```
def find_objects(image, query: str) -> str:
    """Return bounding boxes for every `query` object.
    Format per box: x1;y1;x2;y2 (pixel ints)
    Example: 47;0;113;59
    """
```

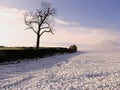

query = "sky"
0;0;120;51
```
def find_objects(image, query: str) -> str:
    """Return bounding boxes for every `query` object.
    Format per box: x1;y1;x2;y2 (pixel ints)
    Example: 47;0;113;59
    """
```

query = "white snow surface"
0;51;120;90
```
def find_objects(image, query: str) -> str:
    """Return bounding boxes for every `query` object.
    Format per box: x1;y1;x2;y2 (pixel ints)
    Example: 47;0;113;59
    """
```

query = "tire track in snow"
1;76;34;90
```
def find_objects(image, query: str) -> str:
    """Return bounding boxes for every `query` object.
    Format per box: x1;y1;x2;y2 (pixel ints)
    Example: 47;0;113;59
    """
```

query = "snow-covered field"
0;51;120;90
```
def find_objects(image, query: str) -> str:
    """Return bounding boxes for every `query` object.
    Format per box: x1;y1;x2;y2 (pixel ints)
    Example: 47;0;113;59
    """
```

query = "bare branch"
30;20;39;24
30;27;37;34
40;26;50;30
40;22;51;30
24;15;37;34
25;25;37;34
40;28;53;36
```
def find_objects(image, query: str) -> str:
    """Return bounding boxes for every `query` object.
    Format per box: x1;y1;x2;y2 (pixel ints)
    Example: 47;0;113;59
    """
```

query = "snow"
0;51;120;90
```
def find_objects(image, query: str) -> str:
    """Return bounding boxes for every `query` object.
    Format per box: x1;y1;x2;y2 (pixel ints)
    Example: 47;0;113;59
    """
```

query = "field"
0;51;120;89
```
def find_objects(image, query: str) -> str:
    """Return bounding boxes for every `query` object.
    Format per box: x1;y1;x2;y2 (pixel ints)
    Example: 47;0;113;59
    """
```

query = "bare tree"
24;2;56;50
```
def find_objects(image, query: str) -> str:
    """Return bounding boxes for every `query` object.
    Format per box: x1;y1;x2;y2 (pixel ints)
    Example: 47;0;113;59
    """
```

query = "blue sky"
1;0;120;29
0;0;120;50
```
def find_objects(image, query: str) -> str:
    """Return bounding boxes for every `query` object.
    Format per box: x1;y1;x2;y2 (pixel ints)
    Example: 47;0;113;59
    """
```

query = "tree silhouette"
24;2;56;50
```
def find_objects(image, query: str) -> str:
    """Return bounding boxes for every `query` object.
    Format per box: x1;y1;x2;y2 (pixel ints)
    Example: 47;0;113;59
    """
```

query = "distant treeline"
0;46;77;64
0;46;5;48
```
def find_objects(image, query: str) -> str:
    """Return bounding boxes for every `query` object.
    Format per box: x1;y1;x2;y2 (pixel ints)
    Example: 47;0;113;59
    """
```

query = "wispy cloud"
54;18;69;26
54;18;79;26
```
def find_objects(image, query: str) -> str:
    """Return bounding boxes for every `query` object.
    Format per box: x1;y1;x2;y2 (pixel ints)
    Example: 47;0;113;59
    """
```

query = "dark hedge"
0;47;75;63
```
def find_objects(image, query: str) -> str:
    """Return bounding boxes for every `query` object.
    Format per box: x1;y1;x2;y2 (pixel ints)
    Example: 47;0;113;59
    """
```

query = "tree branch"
40;22;51;30
24;25;37;34
40;26;50;30
40;20;54;36
24;15;37;34
40;28;53;36
39;8;50;26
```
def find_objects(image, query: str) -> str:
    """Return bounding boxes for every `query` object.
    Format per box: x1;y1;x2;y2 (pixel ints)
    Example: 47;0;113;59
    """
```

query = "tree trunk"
36;35;40;50
36;24;41;50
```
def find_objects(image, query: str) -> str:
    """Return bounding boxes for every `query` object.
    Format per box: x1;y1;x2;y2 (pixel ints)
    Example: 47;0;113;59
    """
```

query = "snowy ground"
0;51;120;90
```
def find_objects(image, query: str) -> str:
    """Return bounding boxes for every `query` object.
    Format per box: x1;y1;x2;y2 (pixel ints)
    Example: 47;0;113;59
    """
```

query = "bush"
69;45;77;52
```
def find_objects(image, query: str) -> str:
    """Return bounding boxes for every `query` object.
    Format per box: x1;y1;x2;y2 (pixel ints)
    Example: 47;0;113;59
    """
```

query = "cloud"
0;7;120;52
54;18;80;26
54;18;69;26
0;7;35;46
53;18;120;51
